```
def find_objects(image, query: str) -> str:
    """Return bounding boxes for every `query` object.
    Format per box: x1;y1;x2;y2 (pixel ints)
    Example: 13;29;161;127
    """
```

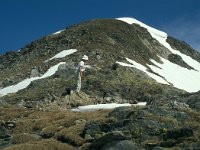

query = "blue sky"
0;0;200;54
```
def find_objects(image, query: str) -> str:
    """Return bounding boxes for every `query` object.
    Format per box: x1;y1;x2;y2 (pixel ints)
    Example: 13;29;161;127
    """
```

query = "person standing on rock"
75;55;88;93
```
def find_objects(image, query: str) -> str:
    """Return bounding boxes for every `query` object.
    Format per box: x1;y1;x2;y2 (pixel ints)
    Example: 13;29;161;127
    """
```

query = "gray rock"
184;142;200;150
55;60;75;78
3;76;15;86
5;121;16;129
30;67;40;77
96;54;101;60
173;111;190;122
75;119;87;125
84;122;101;140
90;131;132;149
107;37;116;45
0;126;11;139
101;140;138;150
187;95;200;111
163;127;193;140
0;81;3;89
103;97;112;103
168;53;194;70
152;146;165;150
171;100;190;110
0;126;12;149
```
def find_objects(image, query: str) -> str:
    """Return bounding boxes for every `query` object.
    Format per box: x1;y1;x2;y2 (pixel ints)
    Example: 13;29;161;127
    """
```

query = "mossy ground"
0;105;111;150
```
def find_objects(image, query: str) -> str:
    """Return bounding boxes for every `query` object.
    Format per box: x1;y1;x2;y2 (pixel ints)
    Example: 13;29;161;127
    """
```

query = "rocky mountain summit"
0;17;200;149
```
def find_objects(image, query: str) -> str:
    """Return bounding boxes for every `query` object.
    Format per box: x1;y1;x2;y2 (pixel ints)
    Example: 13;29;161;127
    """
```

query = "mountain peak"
1;17;200;150
1;17;200;97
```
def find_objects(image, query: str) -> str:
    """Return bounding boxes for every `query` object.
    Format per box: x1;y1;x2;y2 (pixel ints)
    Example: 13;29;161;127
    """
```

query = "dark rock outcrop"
54;60;75;78
168;53;194;70
81;103;200;149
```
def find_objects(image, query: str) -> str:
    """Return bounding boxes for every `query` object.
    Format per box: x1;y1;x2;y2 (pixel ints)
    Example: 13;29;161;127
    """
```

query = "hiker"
75;55;88;93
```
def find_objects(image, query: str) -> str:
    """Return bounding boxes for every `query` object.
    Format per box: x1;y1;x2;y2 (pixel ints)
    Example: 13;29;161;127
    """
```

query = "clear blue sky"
0;0;200;54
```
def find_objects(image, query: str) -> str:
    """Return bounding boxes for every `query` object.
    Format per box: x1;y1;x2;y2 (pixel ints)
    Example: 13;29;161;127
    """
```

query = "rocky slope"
0;18;200;149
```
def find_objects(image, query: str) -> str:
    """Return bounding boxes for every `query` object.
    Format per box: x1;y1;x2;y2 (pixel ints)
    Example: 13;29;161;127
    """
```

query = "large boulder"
54;60;75;78
89;131;132;150
30;67;40;77
0;125;12;149
101;140;138;150
187;92;200;111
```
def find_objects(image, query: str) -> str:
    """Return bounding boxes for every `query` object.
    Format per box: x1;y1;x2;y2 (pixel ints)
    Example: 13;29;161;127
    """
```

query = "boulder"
89;131;131;149
54;60;75;78
163;127;193;140
0;126;12;149
187;96;200;111
170;100;190;110
184;142;200;150
101;140;138;150
63;91;96;108
30;67;40;77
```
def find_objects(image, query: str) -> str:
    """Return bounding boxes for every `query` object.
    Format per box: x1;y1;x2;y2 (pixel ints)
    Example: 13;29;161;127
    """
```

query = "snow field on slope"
117;17;200;92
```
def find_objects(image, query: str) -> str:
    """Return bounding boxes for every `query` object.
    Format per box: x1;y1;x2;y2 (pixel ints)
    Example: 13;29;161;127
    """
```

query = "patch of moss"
4;139;76;150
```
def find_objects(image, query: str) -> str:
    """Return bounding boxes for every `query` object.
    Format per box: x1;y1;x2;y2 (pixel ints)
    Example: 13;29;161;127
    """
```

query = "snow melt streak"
45;49;77;62
0;62;65;96
0;49;78;96
71;102;147;112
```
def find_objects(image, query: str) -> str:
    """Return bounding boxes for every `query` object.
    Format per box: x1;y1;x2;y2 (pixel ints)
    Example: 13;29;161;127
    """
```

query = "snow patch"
45;49;77;63
148;57;200;92
0;62;66;96
53;29;65;35
71;102;147;112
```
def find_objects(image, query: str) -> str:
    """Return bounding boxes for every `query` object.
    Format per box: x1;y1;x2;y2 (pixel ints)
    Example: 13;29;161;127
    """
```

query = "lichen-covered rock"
186;91;200;111
101;140;138;150
30;67;40;77
0;125;12;149
80;103;199;149
89;131;132;149
54;60;75;78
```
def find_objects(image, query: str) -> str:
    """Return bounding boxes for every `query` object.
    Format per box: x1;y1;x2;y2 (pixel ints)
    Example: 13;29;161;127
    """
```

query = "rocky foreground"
1;91;200;150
